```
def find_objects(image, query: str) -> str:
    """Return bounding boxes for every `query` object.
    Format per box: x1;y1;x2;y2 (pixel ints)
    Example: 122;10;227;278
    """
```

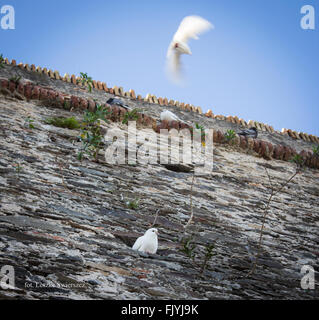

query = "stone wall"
2;57;319;144
0;64;318;300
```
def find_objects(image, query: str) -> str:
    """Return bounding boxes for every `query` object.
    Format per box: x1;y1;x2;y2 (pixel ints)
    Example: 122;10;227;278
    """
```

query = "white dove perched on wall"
160;109;182;122
160;110;191;126
166;15;213;84
132;228;158;254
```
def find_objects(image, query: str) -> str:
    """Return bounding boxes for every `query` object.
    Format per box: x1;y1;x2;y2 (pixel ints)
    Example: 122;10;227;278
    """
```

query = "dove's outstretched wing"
173;15;213;44
166;15;213;84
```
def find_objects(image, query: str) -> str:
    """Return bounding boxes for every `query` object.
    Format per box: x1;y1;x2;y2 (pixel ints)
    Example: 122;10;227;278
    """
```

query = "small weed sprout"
24;117;35;129
180;237;196;261
195;123;204;131
194;123;206;146
127;199;140;210
13;163;23;174
79;72;93;92
201;244;215;275
224;129;236;144
78;104;110;162
122;109;141;125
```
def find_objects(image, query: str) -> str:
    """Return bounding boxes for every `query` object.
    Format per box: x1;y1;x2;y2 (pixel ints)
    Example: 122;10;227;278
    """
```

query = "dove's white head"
145;228;158;238
173;42;192;56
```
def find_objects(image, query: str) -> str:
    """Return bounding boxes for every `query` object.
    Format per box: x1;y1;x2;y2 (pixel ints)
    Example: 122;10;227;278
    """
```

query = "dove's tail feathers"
166;51;185;86
166;41;174;59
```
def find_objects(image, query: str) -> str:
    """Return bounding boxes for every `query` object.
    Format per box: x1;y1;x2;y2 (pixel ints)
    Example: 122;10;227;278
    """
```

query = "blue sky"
1;0;318;136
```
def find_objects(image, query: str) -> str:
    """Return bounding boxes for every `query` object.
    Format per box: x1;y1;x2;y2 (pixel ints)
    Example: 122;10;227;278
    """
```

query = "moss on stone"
45;116;81;129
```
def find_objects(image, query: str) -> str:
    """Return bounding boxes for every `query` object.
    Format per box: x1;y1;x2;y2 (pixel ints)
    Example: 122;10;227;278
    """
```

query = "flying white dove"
166;15;213;84
132;228;158;254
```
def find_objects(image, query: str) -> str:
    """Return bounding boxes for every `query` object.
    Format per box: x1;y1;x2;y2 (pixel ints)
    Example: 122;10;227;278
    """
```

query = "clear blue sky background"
1;0;318;135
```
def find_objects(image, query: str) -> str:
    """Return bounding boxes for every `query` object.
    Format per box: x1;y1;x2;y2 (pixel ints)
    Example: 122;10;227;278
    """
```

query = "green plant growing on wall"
126;198;140;210
289;154;305;172
0;54;5;69
200;244;215;275
181;173;216;275
79;72;93;92
63;100;71;110
179;235;215;275
45;116;81;130
122;109;141;125
180;237;197;261
224;129;236;144
312;145;319;157
9;75;21;85
247;164;300;277
194;123;206;146
78;104;110;162
195;123;204;131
